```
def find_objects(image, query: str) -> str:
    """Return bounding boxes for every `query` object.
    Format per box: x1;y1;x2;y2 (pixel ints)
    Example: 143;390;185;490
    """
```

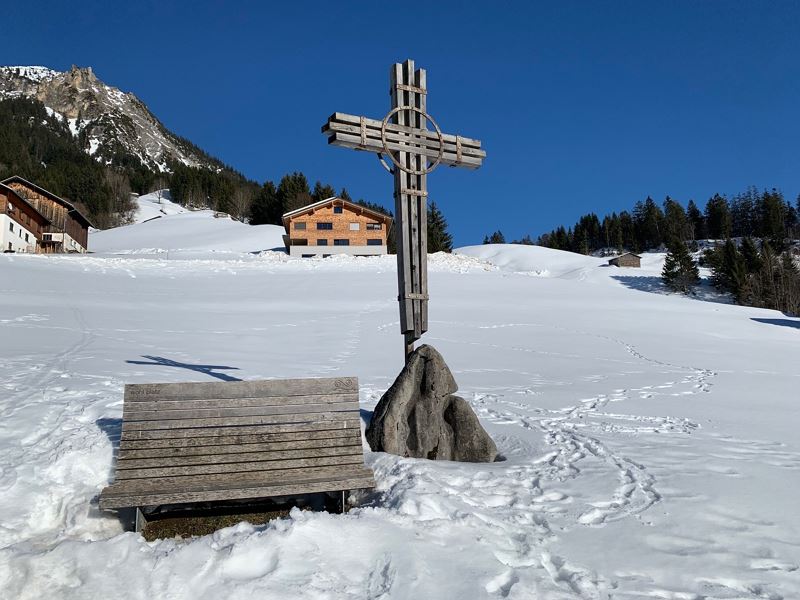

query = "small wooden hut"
608;252;641;268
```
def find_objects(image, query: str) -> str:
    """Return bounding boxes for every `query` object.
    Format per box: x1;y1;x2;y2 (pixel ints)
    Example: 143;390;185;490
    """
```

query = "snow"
0;66;58;81
1;220;799;599
90;192;286;255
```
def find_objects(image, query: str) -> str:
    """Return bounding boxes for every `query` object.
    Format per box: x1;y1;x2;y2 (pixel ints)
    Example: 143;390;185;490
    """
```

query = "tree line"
662;235;800;316
532;189;799;255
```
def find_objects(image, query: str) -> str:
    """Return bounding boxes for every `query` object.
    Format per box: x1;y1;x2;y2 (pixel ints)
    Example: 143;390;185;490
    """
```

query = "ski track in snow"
1;247;800;599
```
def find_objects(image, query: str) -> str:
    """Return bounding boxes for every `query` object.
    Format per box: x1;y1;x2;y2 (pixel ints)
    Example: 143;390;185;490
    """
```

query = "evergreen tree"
485;230;506;244
249;181;279;225
758;188;786;247
704;194;732;239
311;181;336;203
686;199;706;240
633;197;664;250
277;172;311;213
663;197;691;242
513;234;535;245
730;187;758;237
740;237;762;273
427;201;453;252
339;188;352;202
778;252;800;316
709;239;747;300
619;211;636;250
662;236;700;294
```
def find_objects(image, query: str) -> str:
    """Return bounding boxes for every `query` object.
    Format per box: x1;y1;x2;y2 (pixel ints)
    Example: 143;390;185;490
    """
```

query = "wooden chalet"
282;197;393;257
0;183;50;253
608;252;642;268
1;176;92;253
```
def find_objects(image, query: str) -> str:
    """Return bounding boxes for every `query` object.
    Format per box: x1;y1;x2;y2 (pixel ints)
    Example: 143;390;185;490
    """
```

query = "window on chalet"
25;233;29;242
366;222;382;230
292;238;308;246
9;223;13;232
317;222;333;230
294;222;306;230
333;206;343;214
334;239;349;246
317;239;328;246
349;222;360;231
367;239;382;246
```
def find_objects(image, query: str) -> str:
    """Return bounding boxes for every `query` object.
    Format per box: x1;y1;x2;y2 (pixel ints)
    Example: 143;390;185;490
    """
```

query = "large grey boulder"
366;345;497;462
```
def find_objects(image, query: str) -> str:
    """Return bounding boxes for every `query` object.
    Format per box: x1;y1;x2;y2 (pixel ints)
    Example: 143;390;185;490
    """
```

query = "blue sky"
5;1;799;245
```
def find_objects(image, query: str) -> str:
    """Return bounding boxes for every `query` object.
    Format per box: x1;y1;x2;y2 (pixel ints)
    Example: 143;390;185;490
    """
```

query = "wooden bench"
99;377;374;524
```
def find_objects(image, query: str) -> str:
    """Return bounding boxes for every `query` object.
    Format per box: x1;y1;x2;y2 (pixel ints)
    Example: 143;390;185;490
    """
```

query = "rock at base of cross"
365;344;498;463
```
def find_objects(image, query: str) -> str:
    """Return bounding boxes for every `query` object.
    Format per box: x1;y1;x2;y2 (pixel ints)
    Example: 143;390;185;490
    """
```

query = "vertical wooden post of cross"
390;60;429;361
322;59;486;363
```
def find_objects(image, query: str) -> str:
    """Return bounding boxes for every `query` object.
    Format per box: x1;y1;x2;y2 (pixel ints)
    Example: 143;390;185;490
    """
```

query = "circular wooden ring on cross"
380;106;444;175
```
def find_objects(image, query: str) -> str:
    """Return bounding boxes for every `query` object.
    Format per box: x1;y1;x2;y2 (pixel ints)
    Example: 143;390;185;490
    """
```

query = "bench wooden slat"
122;400;359;421
119;432;362;459
124;393;358;412
106;464;374;493
114;452;365;480
121;411;353;432
125;377;358;401
116;444;364;470
99;473;376;509
122;419;358;441
119;428;357;450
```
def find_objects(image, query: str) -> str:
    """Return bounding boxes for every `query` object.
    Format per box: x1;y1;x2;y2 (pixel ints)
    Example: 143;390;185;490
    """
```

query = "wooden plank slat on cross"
322;59;486;361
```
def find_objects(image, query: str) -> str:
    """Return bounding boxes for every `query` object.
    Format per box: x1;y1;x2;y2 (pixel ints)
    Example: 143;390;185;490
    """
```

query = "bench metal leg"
135;507;146;533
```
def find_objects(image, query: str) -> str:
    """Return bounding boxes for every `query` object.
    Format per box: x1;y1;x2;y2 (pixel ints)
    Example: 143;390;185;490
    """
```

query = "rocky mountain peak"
0;65;218;173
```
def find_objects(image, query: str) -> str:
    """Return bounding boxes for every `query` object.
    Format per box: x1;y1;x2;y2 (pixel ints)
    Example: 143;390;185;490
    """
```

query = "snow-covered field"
1;209;799;599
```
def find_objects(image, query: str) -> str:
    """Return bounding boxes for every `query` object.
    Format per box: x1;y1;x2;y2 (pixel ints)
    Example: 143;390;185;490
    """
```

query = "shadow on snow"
611;275;730;304
751;317;800;330
126;355;243;382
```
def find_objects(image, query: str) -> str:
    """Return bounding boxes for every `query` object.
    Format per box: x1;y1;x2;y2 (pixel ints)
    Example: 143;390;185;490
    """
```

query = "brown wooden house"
1;176;92;253
608;252;642;268
0;183;50;253
282;197;393;257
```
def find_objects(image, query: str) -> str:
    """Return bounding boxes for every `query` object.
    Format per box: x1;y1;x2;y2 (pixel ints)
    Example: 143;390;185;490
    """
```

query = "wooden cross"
323;59;486;360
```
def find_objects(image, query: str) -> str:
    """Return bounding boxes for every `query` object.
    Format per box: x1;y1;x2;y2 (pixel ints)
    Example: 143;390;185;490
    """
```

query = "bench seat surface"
99;377;374;509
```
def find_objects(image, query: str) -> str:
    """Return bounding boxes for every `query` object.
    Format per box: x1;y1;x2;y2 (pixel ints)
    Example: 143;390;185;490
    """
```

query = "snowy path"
0;248;799;599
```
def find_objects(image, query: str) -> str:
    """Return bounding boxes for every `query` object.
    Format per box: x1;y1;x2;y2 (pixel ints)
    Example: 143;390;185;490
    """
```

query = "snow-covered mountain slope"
1;242;799;599
129;190;188;224
90;193;285;255
0;65;219;172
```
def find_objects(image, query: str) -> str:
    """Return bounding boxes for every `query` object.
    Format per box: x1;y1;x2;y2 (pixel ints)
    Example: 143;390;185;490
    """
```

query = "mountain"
0;65;223;173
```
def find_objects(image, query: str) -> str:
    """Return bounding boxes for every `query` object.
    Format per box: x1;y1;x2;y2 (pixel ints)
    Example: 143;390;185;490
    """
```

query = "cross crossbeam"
322;59;485;361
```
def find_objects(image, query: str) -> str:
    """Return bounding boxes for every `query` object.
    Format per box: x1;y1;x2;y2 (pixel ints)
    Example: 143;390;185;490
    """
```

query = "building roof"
0;183;51;224
282;196;393;227
610;252;642;260
1;175;94;229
